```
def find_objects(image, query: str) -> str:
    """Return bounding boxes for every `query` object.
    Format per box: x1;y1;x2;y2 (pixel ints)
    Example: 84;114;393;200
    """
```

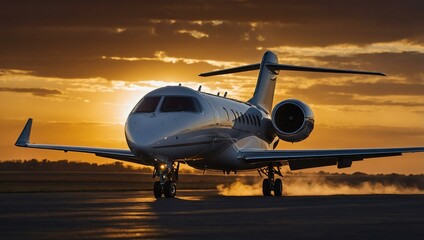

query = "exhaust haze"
217;173;424;196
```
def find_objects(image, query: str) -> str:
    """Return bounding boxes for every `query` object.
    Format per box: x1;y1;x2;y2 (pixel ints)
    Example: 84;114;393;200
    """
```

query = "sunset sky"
1;0;423;174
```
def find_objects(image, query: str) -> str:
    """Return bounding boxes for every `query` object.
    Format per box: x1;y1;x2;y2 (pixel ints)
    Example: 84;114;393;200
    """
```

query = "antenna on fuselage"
217;92;220;96
178;83;181;86
198;85;202;91
224;92;227;98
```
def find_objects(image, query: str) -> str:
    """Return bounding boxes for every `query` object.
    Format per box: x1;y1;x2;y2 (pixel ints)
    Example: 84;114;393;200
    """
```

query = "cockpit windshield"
160;96;201;113
132;96;161;113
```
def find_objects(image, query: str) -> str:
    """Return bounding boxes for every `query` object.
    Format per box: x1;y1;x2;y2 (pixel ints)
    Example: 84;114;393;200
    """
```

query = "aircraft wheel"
163;181;177;198
274;179;283;197
262;179;272;196
154;181;162;198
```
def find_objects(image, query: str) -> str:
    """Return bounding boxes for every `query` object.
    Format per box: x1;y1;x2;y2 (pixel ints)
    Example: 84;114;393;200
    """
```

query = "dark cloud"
0;87;62;97
1;1;422;38
0;0;422;85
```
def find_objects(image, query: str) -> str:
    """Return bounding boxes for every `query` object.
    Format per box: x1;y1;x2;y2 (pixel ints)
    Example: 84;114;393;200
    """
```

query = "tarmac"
1;190;424;239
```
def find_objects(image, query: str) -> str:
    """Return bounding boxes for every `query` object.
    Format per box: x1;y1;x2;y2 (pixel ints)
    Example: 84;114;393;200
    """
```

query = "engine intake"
271;99;314;143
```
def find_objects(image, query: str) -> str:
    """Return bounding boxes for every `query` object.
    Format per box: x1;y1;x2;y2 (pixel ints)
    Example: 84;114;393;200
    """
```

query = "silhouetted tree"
0;159;151;173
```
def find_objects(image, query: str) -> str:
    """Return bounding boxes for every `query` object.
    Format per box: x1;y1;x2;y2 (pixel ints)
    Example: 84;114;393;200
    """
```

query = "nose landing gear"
259;164;283;197
153;162;179;198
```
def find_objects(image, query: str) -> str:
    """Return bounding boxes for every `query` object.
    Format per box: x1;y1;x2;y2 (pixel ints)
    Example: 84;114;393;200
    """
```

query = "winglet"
15;118;33;147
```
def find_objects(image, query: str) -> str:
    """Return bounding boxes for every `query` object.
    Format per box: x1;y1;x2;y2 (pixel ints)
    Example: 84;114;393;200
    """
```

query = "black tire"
262;179;272;196
274;179;283;197
154;181;162;198
163;181;177;198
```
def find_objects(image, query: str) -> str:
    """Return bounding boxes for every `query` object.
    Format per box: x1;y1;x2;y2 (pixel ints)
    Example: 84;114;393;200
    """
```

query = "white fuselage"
125;86;278;171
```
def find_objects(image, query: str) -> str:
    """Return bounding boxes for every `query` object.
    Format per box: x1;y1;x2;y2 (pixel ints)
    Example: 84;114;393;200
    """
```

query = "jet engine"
271;99;314;143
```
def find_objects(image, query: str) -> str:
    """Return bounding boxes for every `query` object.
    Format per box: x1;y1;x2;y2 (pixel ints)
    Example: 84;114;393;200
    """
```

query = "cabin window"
160;96;201;112
235;111;241;123
132;96;161;113
231;109;237;122
246;114;251;125
223;107;230;121
249;114;256;126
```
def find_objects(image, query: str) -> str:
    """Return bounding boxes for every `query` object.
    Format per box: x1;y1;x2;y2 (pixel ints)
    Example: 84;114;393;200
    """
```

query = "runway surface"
1;190;424;239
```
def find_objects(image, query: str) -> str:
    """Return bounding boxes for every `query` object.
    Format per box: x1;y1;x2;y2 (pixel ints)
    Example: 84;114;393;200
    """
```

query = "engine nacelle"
271;99;314;143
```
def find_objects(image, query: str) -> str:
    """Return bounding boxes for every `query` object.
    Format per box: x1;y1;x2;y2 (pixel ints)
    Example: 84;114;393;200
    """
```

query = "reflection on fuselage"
125;86;277;171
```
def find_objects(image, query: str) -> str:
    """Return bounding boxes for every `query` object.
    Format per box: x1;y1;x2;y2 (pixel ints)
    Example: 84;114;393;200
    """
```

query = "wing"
239;147;424;170
15;118;145;165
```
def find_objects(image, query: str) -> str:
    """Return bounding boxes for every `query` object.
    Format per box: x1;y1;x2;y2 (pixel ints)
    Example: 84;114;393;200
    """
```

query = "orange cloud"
0;87;62;97
270;40;424;57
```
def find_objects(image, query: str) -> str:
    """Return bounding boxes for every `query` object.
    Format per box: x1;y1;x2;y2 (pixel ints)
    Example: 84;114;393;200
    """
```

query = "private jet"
15;51;424;198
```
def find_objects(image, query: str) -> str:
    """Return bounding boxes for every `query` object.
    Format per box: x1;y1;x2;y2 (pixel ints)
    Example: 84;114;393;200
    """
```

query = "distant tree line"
0;159;152;173
2;160;423;178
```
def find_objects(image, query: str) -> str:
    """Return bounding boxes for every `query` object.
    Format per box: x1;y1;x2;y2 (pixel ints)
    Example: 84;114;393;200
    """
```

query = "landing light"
160;164;166;170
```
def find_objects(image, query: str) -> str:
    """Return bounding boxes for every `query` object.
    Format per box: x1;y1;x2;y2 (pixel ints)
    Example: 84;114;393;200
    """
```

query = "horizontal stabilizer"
266;63;386;76
199;63;260;77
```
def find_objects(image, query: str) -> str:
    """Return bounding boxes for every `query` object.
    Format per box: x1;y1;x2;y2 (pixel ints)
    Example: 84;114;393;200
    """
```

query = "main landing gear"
153;162;179;198
258;164;283;197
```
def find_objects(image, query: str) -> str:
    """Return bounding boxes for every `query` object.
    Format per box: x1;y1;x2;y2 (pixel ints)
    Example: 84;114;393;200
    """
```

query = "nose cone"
126;111;209;161
125;113;164;156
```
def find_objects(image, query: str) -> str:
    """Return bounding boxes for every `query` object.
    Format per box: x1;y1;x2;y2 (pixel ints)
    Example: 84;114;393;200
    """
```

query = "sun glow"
113;80;185;123
1;2;423;174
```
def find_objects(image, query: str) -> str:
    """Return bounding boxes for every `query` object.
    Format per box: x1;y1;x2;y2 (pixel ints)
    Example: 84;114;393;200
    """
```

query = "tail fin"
199;51;279;113
199;51;385;114
248;51;279;113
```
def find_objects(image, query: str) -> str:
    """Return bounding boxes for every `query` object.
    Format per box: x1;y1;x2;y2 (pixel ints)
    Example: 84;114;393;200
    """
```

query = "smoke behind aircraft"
217;172;424;196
